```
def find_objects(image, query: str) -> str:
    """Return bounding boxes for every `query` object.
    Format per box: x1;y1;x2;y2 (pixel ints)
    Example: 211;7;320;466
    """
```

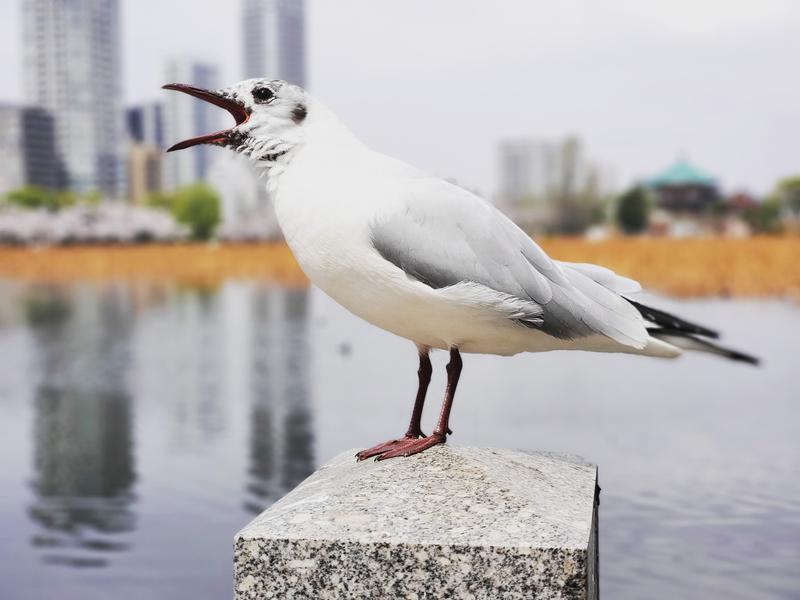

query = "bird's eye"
252;86;275;104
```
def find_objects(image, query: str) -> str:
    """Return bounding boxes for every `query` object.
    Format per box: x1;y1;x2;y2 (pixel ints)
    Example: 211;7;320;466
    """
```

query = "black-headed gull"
164;79;758;460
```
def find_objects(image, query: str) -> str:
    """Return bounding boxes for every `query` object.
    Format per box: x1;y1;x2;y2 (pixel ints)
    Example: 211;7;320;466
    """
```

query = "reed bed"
0;243;306;288
539;237;800;298
0;237;798;298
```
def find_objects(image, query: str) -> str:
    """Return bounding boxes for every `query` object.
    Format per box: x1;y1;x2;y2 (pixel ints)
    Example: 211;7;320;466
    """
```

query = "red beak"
162;83;250;151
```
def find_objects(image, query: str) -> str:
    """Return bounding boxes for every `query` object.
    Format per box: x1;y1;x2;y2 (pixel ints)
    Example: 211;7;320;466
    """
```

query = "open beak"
162;83;250;152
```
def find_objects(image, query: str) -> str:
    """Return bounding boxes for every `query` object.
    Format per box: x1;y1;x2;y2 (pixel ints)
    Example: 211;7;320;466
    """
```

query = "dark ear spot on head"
291;103;307;123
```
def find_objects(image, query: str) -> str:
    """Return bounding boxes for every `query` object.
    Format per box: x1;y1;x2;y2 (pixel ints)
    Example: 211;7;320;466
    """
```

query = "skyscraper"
0;104;64;195
22;0;123;198
126;104;164;149
126;103;164;202
162;60;221;190
0;106;25;196
218;0;305;239
242;0;307;85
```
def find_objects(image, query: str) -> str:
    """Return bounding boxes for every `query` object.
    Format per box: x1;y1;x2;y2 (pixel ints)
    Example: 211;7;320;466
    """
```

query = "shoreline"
0;237;798;298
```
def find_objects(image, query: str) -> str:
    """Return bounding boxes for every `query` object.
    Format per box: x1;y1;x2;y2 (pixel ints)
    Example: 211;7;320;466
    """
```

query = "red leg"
375;347;462;461
355;350;432;461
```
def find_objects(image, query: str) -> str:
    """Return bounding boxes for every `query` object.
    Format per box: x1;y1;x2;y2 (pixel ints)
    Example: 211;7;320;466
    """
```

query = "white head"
163;78;310;165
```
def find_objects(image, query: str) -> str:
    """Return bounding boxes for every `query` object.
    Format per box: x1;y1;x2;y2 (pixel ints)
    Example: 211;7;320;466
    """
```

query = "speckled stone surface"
234;446;598;599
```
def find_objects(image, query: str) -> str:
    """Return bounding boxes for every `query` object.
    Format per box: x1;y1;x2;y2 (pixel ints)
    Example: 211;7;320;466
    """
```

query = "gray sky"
2;0;799;196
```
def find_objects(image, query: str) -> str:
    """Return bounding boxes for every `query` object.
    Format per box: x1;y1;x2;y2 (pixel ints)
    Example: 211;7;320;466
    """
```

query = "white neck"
236;131;300;192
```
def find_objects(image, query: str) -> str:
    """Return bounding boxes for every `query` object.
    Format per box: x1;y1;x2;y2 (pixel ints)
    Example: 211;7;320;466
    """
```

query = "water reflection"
245;286;314;514
159;286;228;447
26;285;136;568
20;281;316;569
0;280;797;598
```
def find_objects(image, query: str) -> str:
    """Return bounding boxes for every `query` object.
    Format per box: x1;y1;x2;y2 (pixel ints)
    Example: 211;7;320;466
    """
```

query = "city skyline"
1;1;799;196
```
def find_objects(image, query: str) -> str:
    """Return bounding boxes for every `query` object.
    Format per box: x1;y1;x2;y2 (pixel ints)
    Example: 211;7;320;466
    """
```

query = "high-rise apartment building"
0;104;64;195
242;0;306;85
126;104;164;149
163;61;221;190
0;106;25;196
126;103;164;202
22;0;123;197
220;0;305;238
499;139;563;206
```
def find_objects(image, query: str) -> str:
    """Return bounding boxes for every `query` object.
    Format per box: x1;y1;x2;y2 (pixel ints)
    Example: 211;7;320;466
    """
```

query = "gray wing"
556;261;642;294
371;178;648;349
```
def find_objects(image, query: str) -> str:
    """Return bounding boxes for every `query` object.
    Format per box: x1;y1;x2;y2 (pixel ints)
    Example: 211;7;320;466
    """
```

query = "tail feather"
627;298;719;339
649;328;759;366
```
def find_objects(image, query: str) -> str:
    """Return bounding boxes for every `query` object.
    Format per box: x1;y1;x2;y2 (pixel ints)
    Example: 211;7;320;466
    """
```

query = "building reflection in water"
158;285;227;448
25;284;136;568
244;285;314;515
20;280;315;567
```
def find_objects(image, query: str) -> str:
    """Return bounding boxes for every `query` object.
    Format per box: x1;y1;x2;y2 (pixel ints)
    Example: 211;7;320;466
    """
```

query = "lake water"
0;280;797;599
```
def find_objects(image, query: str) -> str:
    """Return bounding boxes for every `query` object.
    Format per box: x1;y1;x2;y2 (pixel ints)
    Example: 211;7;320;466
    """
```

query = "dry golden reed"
0;243;306;288
0;238;798;298
538;237;800;298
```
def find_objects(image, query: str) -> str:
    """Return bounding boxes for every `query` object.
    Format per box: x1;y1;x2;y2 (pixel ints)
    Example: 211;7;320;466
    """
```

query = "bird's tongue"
162;83;249;152
165;131;228;152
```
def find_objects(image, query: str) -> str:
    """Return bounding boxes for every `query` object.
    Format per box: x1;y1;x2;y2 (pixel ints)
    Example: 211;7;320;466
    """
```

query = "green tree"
4;186;98;211
171;184;221;241
80;190;102;207
775;175;800;217
55;191;79;209
615;186;650;234
144;191;174;212
5;186;58;210
744;196;784;234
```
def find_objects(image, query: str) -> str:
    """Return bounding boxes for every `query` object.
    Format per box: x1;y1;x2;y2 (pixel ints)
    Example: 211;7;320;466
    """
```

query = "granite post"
234;446;599;599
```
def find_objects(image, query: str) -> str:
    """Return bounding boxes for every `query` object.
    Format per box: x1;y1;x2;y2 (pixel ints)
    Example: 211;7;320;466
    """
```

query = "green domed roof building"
647;159;719;213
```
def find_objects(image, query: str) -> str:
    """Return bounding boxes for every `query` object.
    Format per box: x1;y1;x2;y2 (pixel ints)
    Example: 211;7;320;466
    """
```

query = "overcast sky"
2;0;799;196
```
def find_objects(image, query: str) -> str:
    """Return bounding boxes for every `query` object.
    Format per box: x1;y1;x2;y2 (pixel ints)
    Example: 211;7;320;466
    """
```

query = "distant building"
22;0;123;197
647;159;718;213
211;0;307;239
126;104;164;148
0;104;64;195
498;139;560;208
243;0;307;85
163;60;221;190
497;136;612;233
0;106;26;195
127;146;162;203
726;191;759;213
126;103;164;202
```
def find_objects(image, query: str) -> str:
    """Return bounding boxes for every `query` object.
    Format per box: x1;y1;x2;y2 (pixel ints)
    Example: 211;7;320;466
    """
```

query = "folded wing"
370;178;649;349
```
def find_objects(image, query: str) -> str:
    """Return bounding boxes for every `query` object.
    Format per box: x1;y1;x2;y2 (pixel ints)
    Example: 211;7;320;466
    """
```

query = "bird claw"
355;436;415;461
356;431;446;461
374;433;446;461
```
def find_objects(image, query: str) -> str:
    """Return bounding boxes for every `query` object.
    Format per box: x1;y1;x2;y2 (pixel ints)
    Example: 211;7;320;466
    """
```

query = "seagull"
164;79;758;461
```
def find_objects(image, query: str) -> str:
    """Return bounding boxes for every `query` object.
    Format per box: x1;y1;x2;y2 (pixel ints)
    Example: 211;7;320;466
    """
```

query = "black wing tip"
725;350;761;367
650;327;761;367
627;298;720;339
